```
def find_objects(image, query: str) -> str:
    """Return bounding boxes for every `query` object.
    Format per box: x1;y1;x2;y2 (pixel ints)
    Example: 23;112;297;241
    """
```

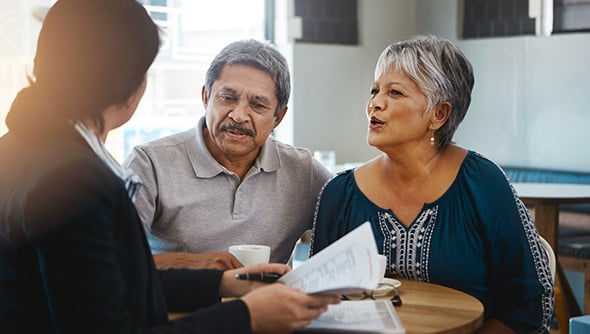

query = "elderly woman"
310;35;554;333
0;1;337;333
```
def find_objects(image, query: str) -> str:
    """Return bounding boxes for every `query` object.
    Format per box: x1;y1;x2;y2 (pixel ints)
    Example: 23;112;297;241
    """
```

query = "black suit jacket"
0;126;250;333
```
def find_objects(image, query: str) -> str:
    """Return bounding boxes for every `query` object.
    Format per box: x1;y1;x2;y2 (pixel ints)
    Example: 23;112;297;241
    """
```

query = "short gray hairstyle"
374;35;475;149
204;39;290;116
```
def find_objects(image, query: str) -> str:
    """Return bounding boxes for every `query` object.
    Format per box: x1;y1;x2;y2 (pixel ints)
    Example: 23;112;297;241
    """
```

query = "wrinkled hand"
242;284;340;334
153;252;243;270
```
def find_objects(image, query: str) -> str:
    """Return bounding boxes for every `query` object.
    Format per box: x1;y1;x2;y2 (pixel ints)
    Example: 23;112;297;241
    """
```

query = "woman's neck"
78;120;107;142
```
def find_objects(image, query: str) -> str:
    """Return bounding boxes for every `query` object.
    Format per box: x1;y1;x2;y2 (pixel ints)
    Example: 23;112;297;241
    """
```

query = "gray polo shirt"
124;117;334;263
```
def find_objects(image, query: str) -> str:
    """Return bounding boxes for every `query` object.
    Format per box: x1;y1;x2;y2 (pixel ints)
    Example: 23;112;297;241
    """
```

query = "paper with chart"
279;222;381;295
299;300;405;333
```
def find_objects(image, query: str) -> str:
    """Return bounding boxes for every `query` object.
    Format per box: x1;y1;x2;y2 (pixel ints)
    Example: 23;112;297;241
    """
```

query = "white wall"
289;0;416;164
416;0;590;172
289;0;590;172
455;35;590;172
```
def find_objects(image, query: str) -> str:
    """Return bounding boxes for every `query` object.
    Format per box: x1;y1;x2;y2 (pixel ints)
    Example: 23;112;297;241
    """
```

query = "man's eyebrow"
251;95;271;104
217;86;238;94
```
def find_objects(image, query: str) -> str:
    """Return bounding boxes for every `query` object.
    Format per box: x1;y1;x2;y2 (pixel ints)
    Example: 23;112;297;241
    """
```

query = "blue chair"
570;315;590;334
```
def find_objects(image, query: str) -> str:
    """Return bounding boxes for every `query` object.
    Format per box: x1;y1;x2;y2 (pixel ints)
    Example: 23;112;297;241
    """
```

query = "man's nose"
228;100;250;123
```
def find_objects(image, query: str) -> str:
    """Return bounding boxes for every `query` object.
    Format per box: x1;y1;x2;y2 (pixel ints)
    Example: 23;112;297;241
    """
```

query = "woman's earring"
429;131;435;146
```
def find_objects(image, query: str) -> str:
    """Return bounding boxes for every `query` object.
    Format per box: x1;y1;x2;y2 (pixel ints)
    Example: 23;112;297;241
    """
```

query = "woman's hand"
219;263;291;297
242;284;340;334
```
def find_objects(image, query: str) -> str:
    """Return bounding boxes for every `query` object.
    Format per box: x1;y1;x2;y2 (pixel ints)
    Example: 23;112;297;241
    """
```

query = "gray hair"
204;39;290;116
374;35;475;149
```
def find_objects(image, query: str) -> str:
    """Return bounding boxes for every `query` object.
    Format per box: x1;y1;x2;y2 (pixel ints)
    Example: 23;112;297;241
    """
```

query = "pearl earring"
429;131;435;146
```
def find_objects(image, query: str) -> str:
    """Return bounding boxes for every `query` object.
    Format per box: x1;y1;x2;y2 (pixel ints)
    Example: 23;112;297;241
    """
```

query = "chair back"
539;236;556;281
538;236;569;333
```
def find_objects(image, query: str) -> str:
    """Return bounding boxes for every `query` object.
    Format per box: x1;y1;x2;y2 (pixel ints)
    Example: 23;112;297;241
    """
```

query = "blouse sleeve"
469;161;554;333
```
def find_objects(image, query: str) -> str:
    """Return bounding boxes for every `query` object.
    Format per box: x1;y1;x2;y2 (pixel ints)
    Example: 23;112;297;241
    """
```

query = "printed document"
299;300;405;333
279;222;381;295
285;223;405;333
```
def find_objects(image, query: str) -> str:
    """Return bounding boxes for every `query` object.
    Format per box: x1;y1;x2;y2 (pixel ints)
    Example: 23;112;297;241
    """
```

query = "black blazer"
0;126;250;333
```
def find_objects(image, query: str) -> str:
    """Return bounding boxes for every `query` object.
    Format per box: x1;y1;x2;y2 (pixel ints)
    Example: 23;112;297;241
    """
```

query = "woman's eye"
370;88;378;96
389;89;402;96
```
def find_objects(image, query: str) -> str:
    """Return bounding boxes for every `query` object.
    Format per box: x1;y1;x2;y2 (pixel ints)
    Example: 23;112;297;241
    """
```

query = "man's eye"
218;95;236;103
251;103;270;112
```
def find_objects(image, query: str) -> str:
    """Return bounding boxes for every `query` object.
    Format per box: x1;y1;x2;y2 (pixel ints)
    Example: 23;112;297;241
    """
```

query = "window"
109;0;267;161
294;0;358;45
0;0;38;137
462;0;536;38
553;0;590;33
0;0;267;162
462;0;590;38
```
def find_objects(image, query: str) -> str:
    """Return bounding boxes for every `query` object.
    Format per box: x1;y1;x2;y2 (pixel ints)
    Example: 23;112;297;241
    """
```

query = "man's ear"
201;86;209;109
430;102;451;130
273;106;288;128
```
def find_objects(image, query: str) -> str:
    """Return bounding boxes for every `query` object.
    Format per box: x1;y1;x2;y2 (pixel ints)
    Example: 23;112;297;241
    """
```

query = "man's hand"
153;252;243;270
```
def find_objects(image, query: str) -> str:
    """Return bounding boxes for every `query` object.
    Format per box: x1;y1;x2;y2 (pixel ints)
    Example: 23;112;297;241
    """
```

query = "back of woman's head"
374;35;474;149
6;0;160;138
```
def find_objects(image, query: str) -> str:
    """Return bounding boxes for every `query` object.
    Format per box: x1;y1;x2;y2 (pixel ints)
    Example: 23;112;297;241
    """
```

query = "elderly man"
125;39;333;269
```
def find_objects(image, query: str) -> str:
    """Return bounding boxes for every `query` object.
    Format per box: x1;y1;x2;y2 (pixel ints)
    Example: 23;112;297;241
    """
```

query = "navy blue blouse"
311;151;553;333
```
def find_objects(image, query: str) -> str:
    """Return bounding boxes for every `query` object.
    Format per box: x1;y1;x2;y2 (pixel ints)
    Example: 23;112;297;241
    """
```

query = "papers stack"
281;223;405;333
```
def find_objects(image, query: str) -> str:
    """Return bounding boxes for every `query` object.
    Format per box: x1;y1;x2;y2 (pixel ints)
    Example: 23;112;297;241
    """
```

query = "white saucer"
381;277;401;288
373;278;401;295
340;278;402;299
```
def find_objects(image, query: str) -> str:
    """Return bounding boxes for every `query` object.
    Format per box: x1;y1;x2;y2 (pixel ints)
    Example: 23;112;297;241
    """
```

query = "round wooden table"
395;279;484;334
170;279;484;333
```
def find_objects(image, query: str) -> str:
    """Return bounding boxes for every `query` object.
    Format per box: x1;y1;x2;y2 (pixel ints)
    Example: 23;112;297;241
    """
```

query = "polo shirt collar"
188;116;281;178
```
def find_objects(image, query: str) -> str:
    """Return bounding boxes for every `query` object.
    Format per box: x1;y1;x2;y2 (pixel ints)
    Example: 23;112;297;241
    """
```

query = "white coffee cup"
228;244;271;266
377;254;387;278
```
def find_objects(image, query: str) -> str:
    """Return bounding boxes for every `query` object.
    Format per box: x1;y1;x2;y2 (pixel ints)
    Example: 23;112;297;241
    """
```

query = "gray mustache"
220;122;255;137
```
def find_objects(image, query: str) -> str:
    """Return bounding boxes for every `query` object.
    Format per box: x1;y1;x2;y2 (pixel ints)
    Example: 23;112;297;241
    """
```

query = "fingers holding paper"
242;284;340;334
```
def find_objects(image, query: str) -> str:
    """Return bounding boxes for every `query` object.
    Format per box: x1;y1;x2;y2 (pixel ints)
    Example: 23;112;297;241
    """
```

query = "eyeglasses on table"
340;281;402;307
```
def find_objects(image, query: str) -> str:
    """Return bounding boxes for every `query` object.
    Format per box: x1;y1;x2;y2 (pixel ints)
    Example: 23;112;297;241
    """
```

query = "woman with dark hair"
0;1;337;333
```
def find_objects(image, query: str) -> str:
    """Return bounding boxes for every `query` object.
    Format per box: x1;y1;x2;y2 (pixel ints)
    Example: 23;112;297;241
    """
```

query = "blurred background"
1;0;589;170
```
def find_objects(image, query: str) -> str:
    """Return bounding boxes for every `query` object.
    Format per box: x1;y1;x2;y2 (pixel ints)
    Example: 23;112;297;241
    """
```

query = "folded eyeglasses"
340;281;402;307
